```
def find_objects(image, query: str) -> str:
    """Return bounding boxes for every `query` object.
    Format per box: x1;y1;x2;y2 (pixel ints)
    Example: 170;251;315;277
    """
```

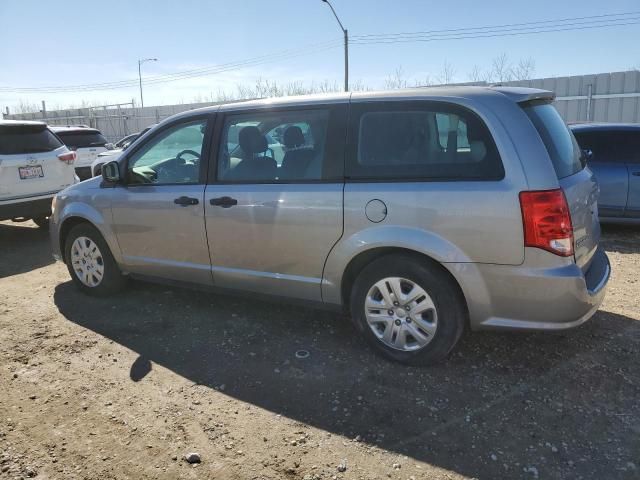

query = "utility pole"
138;58;158;108
321;0;349;92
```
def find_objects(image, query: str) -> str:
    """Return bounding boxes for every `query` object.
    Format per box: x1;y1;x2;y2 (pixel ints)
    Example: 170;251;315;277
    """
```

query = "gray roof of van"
173;86;554;120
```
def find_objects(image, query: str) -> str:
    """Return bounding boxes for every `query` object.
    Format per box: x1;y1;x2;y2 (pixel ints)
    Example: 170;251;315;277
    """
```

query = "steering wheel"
176;149;201;163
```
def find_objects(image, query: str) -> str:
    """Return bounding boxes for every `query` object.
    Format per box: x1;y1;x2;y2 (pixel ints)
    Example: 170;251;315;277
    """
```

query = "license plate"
18;165;44;179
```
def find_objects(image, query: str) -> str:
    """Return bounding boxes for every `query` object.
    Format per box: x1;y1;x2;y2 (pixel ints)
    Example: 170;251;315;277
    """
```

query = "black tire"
64;223;127;296
349;254;466;365
32;216;50;229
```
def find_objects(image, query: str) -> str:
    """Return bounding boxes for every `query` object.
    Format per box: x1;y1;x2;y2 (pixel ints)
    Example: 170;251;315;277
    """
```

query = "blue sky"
0;0;639;112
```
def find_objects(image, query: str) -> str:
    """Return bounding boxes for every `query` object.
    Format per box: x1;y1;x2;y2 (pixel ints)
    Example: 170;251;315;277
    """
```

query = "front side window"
126;120;206;185
348;103;503;181
217;110;329;182
572;131;618;163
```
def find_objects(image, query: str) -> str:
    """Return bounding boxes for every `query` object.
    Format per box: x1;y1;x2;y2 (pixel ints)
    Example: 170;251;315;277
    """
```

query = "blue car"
570;123;640;223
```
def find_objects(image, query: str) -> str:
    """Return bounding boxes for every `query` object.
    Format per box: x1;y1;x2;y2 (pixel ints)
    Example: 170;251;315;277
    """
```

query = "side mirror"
102;161;121;183
105;143;115;150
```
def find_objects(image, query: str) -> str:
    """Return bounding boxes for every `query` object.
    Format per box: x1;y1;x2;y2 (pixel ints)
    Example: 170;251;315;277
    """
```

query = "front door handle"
210;196;238;208
174;196;199;206
632;172;640;177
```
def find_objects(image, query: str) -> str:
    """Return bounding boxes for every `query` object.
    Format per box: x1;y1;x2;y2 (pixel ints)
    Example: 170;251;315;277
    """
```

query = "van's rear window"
0;125;63;154
56;131;107;149
522;102;584;179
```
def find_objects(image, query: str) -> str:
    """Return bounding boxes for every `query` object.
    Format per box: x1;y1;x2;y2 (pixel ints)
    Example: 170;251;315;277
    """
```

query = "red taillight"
57;151;76;165
519;189;574;257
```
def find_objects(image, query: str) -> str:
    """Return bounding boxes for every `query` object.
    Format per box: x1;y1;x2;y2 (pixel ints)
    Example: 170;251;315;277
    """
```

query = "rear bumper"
0;195;53;221
466;247;610;331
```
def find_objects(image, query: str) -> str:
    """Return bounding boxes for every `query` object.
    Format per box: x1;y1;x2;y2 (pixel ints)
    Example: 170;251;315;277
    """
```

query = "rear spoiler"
490;86;556;104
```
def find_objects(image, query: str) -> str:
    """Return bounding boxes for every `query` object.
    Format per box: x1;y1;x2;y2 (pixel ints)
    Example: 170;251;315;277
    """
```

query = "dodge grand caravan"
49;87;610;364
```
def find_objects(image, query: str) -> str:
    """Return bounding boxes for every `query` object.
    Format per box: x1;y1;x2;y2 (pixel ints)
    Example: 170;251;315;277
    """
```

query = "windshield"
522;102;584;179
0;125;63;154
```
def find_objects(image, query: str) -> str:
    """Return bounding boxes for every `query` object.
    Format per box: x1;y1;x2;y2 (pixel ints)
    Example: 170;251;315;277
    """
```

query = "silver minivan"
49;87;610;364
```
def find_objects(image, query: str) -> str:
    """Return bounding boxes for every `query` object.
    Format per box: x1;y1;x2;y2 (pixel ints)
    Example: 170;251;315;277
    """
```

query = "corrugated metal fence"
4;70;640;142
505;70;640;123
3;101;226;143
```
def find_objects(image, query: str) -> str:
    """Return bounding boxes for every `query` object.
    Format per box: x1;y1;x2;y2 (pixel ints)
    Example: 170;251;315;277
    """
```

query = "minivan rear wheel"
350;254;465;365
64;223;126;296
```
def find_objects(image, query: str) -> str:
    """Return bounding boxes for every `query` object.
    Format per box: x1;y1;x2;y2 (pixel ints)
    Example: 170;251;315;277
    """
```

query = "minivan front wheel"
64;224;126;296
350;254;465;365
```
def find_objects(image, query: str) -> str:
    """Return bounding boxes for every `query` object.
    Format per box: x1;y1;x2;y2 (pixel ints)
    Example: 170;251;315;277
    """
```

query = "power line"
1;11;638;94
350;19;640;45
350;10;640;39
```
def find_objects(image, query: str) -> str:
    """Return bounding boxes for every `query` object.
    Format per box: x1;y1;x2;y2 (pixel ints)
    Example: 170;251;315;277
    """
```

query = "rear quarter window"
0;125;63;154
56;131;107;149
522;103;584;179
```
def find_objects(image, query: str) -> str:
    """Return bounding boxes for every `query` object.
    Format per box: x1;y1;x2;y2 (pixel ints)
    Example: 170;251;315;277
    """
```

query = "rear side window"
56;130;107;149
348;102;504;181
217;109;332;182
0;124;63;154
522;103;583;179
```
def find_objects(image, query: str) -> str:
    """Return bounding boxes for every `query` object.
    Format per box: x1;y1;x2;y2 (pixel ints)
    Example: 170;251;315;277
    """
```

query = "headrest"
283;126;305;148
239;126;267;154
469;140;487;162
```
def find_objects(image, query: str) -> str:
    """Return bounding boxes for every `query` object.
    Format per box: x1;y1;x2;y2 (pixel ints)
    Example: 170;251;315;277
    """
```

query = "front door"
619;130;640;218
110;116;214;285
573;130;629;218
204;105;347;302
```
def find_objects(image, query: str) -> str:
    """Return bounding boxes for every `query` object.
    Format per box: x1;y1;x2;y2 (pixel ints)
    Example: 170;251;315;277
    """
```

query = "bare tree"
349;79;370;92
467;54;536;84
468;65;490;83
413;75;433;87
436;61;456;85
512;57;536;81
13;100;41;114
384;66;409;89
491;53;513;83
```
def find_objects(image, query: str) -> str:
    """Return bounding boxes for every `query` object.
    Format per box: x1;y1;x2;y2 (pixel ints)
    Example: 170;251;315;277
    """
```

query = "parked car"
0;120;76;227
50;126;110;181
49;87;610;364
570;123;640;223
114;133;139;149
91;125;156;177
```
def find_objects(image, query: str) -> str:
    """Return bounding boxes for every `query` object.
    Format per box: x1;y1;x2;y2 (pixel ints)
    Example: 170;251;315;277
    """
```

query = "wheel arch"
340;247;469;322
59;216;93;263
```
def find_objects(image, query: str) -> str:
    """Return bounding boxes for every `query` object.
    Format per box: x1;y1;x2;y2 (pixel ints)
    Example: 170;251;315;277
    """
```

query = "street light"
321;0;348;92
138;58;158;108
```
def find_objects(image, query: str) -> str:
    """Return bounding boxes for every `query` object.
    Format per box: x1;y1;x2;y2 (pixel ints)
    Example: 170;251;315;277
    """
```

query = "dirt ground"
0;220;638;480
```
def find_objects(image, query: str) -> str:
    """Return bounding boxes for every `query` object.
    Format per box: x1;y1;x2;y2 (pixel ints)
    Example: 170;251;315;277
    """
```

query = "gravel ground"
0;220;638;480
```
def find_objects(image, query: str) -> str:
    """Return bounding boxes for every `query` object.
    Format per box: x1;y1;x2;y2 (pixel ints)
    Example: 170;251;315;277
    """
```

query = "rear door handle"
632;172;640;177
173;196;199;206
210;196;238;208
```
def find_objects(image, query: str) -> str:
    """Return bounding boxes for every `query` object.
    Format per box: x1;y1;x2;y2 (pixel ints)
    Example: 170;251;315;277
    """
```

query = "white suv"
50;126;110;180
0;120;76;227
